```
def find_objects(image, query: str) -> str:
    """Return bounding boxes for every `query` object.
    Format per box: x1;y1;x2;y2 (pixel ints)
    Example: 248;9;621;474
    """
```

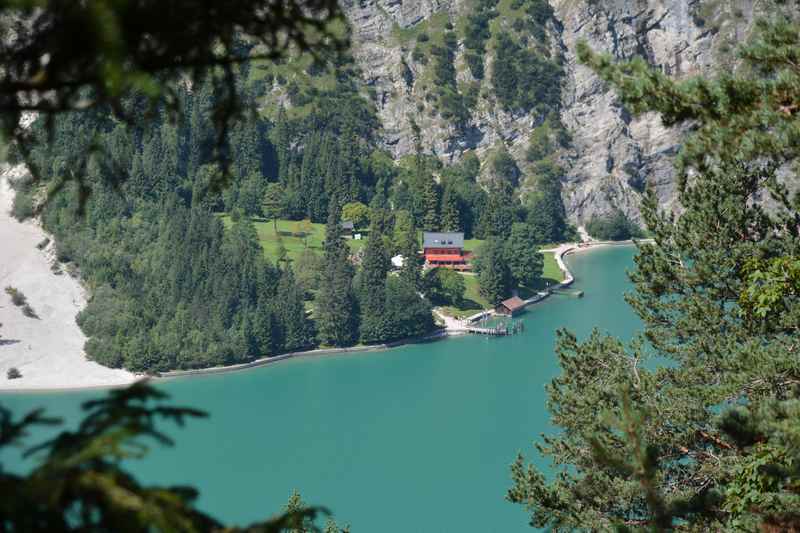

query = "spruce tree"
419;169;440;231
479;181;515;238
315;200;359;347
274;106;291;184
510;18;800;531
358;221;391;343
263;182;285;234
504;222;543;288
474;238;512;305
274;268;315;352
440;184;462;232
394;210;423;290
525;161;567;244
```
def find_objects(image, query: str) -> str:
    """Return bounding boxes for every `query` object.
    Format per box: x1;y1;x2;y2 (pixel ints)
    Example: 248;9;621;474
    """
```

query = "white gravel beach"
0;165;135;392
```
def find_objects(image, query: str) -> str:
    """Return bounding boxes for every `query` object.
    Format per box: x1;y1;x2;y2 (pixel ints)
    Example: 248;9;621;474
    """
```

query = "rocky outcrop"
553;0;760;222
342;0;540;164
341;0;766;222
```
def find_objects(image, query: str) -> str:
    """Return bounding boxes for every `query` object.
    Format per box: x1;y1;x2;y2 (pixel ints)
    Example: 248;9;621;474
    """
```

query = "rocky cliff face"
553;0;759;222
341;0;764;223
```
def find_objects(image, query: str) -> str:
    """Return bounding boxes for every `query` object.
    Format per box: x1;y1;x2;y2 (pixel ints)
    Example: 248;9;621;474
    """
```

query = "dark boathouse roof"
499;296;526;312
423;232;464;249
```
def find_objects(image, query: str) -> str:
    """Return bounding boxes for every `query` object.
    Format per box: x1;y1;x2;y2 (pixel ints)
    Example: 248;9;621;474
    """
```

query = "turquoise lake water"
1;245;641;532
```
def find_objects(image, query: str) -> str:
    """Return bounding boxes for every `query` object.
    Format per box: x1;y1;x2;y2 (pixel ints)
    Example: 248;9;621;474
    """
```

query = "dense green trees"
509;18;800;531
492;32;561;114
12;85;324;372
463;0;500;80
474;222;543;304
478;182;515;238
384;276;435;339
9;40;440;370
356;217;434;344
525;161;570;243
585;209;644;241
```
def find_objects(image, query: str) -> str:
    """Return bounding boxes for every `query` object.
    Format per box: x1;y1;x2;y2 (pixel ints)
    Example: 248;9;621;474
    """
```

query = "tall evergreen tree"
525;161;567;243
274;268;315;351
474;238;512;305
440;184;462;232
316;200;359;347
479;181;515;238
263;182;285;234
358;221;391;343
510;18;800;531
301;132;327;222
504;222;543;288
394;210;423;290
383;276;435;340
238;172;265;217
274;105;291;184
418;169;440;231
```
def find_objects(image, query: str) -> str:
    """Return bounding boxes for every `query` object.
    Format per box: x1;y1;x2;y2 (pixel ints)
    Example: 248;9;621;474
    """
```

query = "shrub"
55;241;73;262
11;191;34;221
22;304;39;319
7;367;22;380
5;286;26;306
412;45;427;64
465;52;484;80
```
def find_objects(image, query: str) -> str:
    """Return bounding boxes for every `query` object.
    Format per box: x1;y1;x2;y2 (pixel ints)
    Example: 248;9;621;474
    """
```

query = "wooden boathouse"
495;296;526;317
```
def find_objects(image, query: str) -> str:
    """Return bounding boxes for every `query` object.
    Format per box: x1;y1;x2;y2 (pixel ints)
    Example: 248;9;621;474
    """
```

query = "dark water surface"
1;246;641;532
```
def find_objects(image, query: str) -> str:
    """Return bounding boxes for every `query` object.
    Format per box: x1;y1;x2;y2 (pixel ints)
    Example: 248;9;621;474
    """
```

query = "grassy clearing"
540;251;564;285
463;238;483;253
440;273;489;319
222;216;367;264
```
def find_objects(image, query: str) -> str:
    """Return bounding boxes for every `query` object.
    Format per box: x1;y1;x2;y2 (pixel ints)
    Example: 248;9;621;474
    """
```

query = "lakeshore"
0;204;642;392
0;168;645;392
1;245;643;532
0;171;136;392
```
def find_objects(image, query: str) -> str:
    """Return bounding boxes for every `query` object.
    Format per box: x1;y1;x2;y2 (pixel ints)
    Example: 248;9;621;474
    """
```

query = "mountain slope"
338;0;773;223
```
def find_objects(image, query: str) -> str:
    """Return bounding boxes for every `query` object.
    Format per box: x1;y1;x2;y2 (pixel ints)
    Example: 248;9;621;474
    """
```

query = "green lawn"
463;238;483;253
222;216;367;264
540;251;564;285
439;273;489;319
